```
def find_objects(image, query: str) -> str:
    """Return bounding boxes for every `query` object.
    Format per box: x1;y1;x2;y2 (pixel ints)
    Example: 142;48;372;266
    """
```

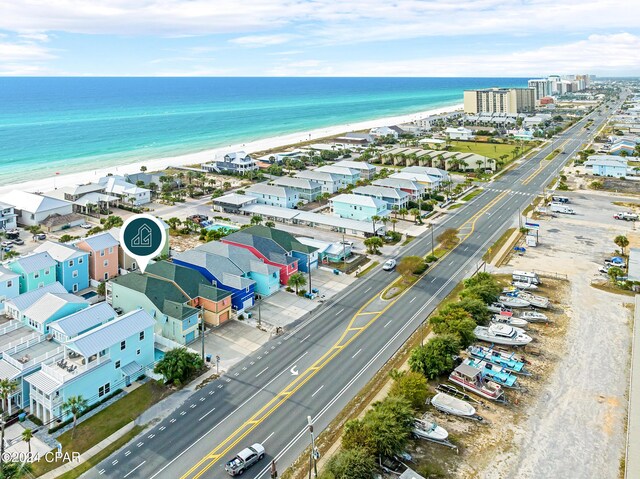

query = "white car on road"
225;443;265;476
383;259;397;271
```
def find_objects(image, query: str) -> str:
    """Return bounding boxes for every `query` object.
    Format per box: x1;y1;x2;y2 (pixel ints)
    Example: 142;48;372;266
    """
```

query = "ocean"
0;77;527;186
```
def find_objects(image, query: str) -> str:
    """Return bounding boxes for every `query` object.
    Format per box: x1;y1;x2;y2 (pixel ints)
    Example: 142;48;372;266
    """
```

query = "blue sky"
0;0;638;76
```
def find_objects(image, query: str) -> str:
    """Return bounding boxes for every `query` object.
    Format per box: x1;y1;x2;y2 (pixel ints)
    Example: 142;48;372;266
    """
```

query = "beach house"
0;266;19;305
44;184;119;214
75;232;120;282
98;176;151;206
333;160;377;180
586;156;630;178
4;282;68;322
25;308;155;424
222;226;301;284
294;170;341;194
203;151;259;175
22;292;89;334
0;191;77;229
34;241;89;293
7;252;58;293
609;139;636;156
269;177;322;202
314;165;361;187
371;177;425;201
0;201;18;231
245;184;299;208
330;194;389;222
445;127;475;141
369;126;401;139
353;185;410;211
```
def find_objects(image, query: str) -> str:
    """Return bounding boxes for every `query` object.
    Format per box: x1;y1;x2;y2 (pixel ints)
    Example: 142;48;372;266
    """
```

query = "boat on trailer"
412;417;458;449
518;310;550;323
467;345;531;376
448;362;507;403
512;281;538;290
474;323;533;346
488;302;512;314
463;358;521;389
498;295;531;308
491;314;529;328
431;392;484;421
516;291;550;309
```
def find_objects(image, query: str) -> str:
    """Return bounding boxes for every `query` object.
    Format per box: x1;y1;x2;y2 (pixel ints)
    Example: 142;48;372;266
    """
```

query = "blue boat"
467;345;532;376
463;358;520;389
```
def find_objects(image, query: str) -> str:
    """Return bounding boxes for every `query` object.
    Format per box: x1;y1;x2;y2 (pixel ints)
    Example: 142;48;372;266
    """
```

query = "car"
383;259;397;271
80;223;92;229
12;238;24;245
604;258;626;268
225;443;265;476
599;265;610;274
35;233;46;240
339;240;354;247
0;241;12;248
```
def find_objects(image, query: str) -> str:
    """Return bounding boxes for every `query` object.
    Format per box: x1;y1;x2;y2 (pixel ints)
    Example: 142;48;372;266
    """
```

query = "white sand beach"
0;103;462;196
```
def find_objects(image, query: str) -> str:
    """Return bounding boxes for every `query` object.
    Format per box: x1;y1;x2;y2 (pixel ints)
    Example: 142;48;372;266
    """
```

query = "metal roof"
246;183;296;198
25;370;61;395
315;165;360;177
294;170;339;182
353;185;408;200
0;191;72;214
455;362;481;377
5;282;67;312
0;359;20;381
23;293;88;324
0;266;18;282
331;193;388;209
49;302;116;338
79;231;120;250
173;249;255;290
195;242;279;277
333;160;376;171
270;177;322;190
121;360;143;377
66;309;155;358
34;241;88;262
10;251;57;274
372;177;424;191
402;166;449;179
212;193;256;206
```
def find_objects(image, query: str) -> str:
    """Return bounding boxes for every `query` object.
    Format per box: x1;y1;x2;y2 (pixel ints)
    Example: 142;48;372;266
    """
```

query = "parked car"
35;233;46;240
12;238;24;245
80;223;92;229
0;241;12;248
383;259;397;271
225;443;265;476
613;212;639;221
339;240;354;247
599;265;610;274
604;257;626;268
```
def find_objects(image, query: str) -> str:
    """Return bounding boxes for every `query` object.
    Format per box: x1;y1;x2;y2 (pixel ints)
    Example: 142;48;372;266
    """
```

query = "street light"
307;416;319;479
430;223;435;258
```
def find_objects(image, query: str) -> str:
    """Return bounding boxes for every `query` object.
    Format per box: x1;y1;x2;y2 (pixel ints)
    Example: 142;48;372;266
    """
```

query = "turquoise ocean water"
0;77;527;186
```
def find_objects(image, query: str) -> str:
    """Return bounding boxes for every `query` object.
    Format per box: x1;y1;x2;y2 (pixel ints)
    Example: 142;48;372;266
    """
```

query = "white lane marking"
225;378;231;382
352;348;362;359
311;385;324;398
124;451;131;456
431;277;437;283
180;411;186;416
98;469;105;475
256;367;269;377
448;260;454;266
112;460;118;465
148;350;310;479
169;418;176;423
209;391;215;395
250;361;255;365
148;433;155;438
136;442;144;447
335;308;344;316
464;246;469;251
384;320;392;328
409;296;416;303
217;384;224;389
242;367;247;371
199;407;217;422
123;461;146;478
300;334;311;343
200;397;206;402
364;287;372;293
234;372;239;377
190;404;197;409
257;356;262;360
262;432;275;444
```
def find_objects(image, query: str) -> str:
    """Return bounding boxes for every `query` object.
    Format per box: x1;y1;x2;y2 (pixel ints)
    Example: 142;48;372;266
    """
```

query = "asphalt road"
85;106;613;479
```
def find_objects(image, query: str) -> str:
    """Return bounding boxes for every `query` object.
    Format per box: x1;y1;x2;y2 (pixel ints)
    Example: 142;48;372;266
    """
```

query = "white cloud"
19;32;50;42
230;34;297;47
0;41;55;61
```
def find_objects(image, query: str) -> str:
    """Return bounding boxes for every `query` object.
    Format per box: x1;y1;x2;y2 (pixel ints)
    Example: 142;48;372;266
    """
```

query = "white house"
0;201;18;231
98;176;151;206
353;185;410;210
445;127;475;141
370;126;400;139
203;151;259;174
314;165;361;185
333;160;377;180
245;184;299;208
295;170;341;194
0;191;73;227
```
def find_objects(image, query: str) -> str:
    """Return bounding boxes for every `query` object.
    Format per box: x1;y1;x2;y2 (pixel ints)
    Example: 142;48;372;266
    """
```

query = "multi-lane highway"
86;106;611;479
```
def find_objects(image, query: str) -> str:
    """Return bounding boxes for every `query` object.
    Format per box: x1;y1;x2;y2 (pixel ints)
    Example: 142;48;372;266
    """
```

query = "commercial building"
528;79;549;101
463;88;536;114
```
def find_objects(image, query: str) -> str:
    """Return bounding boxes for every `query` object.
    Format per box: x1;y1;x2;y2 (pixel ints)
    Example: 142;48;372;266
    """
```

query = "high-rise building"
528;79;548;100
463;88;536;114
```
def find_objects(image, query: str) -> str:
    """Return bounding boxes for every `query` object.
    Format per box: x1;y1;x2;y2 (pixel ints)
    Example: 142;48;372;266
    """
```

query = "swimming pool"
154;349;166;362
205;223;239;233
81;291;98;299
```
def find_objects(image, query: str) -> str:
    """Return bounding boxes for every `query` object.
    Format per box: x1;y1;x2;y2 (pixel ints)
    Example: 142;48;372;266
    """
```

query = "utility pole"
307;416;319;479
215;355;220;375
200;305;205;361
430;223;435;258
342;233;346;271
257;296;262;328
307;256;312;293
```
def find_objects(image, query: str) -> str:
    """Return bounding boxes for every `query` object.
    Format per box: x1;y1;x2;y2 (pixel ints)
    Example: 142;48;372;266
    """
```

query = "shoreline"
0;102;462;196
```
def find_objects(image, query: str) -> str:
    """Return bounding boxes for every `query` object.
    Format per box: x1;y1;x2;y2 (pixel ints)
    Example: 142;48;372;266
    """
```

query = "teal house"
34;241;90;293
0;266;19;305
7;252;57;293
22;291;89;334
25;308;155;424
330;193;389;221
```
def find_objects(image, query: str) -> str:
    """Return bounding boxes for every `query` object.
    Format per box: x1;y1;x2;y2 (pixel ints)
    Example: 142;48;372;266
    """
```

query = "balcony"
41;349;111;383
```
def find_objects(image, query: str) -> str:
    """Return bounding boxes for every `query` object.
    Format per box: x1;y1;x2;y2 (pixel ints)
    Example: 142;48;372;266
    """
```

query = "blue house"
4;282;68;322
0;266;19;306
7;252;57;294
587;155;629;178
34;241;90;293
22;291;89;334
25;308;155;424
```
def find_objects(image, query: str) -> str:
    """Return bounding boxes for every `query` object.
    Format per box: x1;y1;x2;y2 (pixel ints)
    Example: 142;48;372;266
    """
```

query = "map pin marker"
120;214;167;273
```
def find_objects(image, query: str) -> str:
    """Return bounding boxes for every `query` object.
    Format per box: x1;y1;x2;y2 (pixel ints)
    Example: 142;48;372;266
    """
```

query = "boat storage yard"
411;189;636;479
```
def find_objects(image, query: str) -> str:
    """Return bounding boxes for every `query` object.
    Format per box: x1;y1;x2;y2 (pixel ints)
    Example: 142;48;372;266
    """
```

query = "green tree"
429;306;477;348
223;181;231;191
140;165;147;172
614;235;629;256
153;348;204;386
409;334;460;379
364;396;413;458
166;217;182;231
287;272;307;294
0;379;17;468
21;428;33;454
608;266;624;284
398;208;408;220
26;225;43;240
96;281;106;296
363;236;383;255
250;215;264;225
0;461;33;479
62;395;88;439
265;221;276;228
396;256;426;282
455;297;491;325
388;370;429;410
409;208;421;224
323;449;376;479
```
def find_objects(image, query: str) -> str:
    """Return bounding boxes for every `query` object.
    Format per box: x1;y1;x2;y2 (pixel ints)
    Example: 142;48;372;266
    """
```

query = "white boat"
488;302;512;314
449;363;506;402
518;310;550;323
498;295;530;308
491;314;529;328
474;323;533;346
512;281;538;290
412;418;449;442
431;392;481;420
516;291;550;309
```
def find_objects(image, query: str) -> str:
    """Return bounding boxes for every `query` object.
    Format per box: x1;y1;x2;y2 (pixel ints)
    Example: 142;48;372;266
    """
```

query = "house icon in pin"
131;224;153;247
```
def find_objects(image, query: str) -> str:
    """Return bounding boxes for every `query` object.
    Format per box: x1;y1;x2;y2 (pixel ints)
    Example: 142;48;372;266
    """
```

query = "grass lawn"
401;235;415;246
448;203;463;210
461;189;483;202
482;227;518;264
449;141;530;160
382;275;419;300
33;381;170;477
355;261;378;278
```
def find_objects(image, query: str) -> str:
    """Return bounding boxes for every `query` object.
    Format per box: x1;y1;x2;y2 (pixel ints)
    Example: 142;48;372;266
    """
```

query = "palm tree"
409;208;421;224
265;221;276;228
371;215;381;234
398;208;408;220
62;395;88;438
26;225;43;241
223;182;231;191
390;218;398;232
167;217;182;231
22;428;33;454
0;379;17;469
250;215;263;226
287;272;307;295
614;235;629;256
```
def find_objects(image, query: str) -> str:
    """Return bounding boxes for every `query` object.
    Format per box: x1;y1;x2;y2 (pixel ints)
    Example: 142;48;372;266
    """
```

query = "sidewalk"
625;294;640;479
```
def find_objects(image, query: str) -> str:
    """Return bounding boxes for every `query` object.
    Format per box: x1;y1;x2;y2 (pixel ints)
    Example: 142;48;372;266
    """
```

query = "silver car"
383;259;397;271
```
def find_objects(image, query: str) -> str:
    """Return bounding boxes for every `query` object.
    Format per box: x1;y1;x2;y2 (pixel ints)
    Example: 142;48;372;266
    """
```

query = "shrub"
409;334;460;379
153;348;204;387
323;449;376;479
388;370;429;410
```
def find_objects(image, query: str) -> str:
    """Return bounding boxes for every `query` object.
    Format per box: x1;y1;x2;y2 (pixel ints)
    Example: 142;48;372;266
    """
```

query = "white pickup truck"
613;212;639;221
225;443;265;476
549;203;575;215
